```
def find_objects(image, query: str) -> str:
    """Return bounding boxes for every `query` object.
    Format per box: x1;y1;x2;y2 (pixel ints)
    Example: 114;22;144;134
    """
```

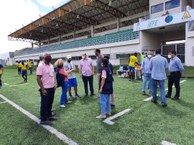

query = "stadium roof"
8;0;149;42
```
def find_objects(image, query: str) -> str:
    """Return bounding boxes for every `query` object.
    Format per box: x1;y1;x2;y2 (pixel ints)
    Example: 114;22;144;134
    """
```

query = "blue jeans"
60;82;69;105
100;94;111;116
142;73;152;92
152;79;166;105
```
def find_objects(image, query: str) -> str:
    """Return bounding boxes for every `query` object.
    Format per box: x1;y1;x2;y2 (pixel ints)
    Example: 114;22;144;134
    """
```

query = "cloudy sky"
0;0;70;56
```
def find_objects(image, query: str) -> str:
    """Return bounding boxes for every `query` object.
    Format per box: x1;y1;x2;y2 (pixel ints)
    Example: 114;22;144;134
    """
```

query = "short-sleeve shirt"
28;61;32;68
79;58;93;77
129;55;138;67
36;62;55;89
102;70;107;78
21;64;27;71
64;62;76;79
0;64;3;75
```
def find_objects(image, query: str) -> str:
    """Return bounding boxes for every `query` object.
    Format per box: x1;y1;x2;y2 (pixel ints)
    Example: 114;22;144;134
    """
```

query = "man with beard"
64;55;80;98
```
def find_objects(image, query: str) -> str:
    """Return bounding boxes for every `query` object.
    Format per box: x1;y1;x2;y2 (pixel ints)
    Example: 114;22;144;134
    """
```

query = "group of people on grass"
128;49;184;107
139;49;184;107
16;60;33;82
0;48;184;125
36;49;114;125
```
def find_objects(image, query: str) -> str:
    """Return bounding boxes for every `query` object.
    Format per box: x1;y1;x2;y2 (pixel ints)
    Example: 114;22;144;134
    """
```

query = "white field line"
4;83;29;87
165;80;186;91
144;80;187;102
0;101;7;104
0;94;78;145
103;108;131;125
161;140;176;145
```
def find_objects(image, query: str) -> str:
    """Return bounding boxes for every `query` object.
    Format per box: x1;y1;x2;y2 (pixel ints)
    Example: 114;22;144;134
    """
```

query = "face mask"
168;55;172;59
147;55;152;58
45;56;52;63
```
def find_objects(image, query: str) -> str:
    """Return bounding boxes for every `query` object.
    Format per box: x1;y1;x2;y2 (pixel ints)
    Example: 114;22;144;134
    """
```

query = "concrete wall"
15;39;140;66
150;0;184;19
140;31;161;51
185;21;194;66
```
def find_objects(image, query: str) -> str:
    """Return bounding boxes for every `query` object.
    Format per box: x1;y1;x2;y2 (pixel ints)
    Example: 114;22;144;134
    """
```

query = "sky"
0;0;70;58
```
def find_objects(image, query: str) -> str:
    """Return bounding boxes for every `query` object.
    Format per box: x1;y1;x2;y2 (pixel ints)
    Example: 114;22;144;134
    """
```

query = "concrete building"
9;0;194;66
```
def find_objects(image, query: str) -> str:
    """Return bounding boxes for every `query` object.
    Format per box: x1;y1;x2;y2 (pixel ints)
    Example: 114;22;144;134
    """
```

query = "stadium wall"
15;38;140;66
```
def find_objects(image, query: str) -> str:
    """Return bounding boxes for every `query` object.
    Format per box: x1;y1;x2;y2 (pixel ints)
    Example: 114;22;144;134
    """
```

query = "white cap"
67;55;72;59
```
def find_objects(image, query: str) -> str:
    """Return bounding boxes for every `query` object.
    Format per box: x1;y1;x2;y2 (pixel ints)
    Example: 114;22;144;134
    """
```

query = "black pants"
167;72;181;98
40;88;55;121
82;75;94;95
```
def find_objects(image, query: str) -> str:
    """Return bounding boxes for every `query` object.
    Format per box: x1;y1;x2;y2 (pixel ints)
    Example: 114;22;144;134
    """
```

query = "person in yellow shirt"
16;61;22;75
28;60;33;75
21;61;28;82
128;53;138;81
0;64;4;89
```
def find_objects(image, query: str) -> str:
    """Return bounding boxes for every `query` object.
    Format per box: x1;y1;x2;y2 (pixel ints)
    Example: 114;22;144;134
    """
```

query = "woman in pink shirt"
55;59;73;108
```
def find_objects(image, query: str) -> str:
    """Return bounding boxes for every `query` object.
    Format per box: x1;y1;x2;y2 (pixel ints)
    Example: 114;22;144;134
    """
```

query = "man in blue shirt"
166;50;184;100
150;49;168;107
141;51;153;95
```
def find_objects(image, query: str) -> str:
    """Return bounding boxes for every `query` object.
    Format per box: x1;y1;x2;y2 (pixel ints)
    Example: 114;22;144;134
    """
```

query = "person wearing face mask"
36;53;57;125
141;51;153;95
79;53;95;97
166;50;184;100
64;55;80;98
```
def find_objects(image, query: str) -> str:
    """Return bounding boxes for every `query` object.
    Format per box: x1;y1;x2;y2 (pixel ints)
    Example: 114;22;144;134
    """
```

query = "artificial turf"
0;68;194;145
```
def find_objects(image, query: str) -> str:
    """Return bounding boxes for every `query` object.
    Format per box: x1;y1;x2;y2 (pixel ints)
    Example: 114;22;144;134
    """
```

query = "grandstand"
8;0;194;66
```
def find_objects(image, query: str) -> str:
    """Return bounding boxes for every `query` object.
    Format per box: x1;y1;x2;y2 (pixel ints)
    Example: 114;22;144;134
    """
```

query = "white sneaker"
60;105;66;108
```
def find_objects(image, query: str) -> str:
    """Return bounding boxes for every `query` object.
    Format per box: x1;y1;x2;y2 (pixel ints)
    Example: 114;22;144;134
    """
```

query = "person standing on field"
64;55;80;98
21;61;28;83
141;51;153;95
150;49;168;107
96;58;113;119
128;53;138;81
79;53;95;97
36;54;57;125
95;49;103;84
166;50;184;100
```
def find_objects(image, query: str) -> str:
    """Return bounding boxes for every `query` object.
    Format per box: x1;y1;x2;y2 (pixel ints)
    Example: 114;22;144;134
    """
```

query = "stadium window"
151;3;164;14
188;20;194;31
165;0;180;10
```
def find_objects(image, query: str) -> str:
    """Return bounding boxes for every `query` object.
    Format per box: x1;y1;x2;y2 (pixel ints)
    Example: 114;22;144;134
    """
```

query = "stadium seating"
15;29;139;56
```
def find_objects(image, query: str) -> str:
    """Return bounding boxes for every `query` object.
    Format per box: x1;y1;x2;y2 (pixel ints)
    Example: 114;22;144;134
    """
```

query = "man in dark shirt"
95;49;103;82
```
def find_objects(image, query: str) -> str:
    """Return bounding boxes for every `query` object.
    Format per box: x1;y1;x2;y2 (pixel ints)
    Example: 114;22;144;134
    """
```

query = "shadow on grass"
177;99;194;110
158;105;187;117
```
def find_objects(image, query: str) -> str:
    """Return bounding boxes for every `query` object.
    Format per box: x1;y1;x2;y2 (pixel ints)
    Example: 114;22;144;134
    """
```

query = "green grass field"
0;68;194;145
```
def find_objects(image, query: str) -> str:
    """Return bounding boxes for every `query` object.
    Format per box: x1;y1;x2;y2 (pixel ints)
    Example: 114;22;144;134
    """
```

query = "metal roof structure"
8;0;149;43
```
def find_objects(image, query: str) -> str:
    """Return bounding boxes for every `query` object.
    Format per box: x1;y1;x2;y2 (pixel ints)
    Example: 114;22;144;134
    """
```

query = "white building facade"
14;0;194;66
